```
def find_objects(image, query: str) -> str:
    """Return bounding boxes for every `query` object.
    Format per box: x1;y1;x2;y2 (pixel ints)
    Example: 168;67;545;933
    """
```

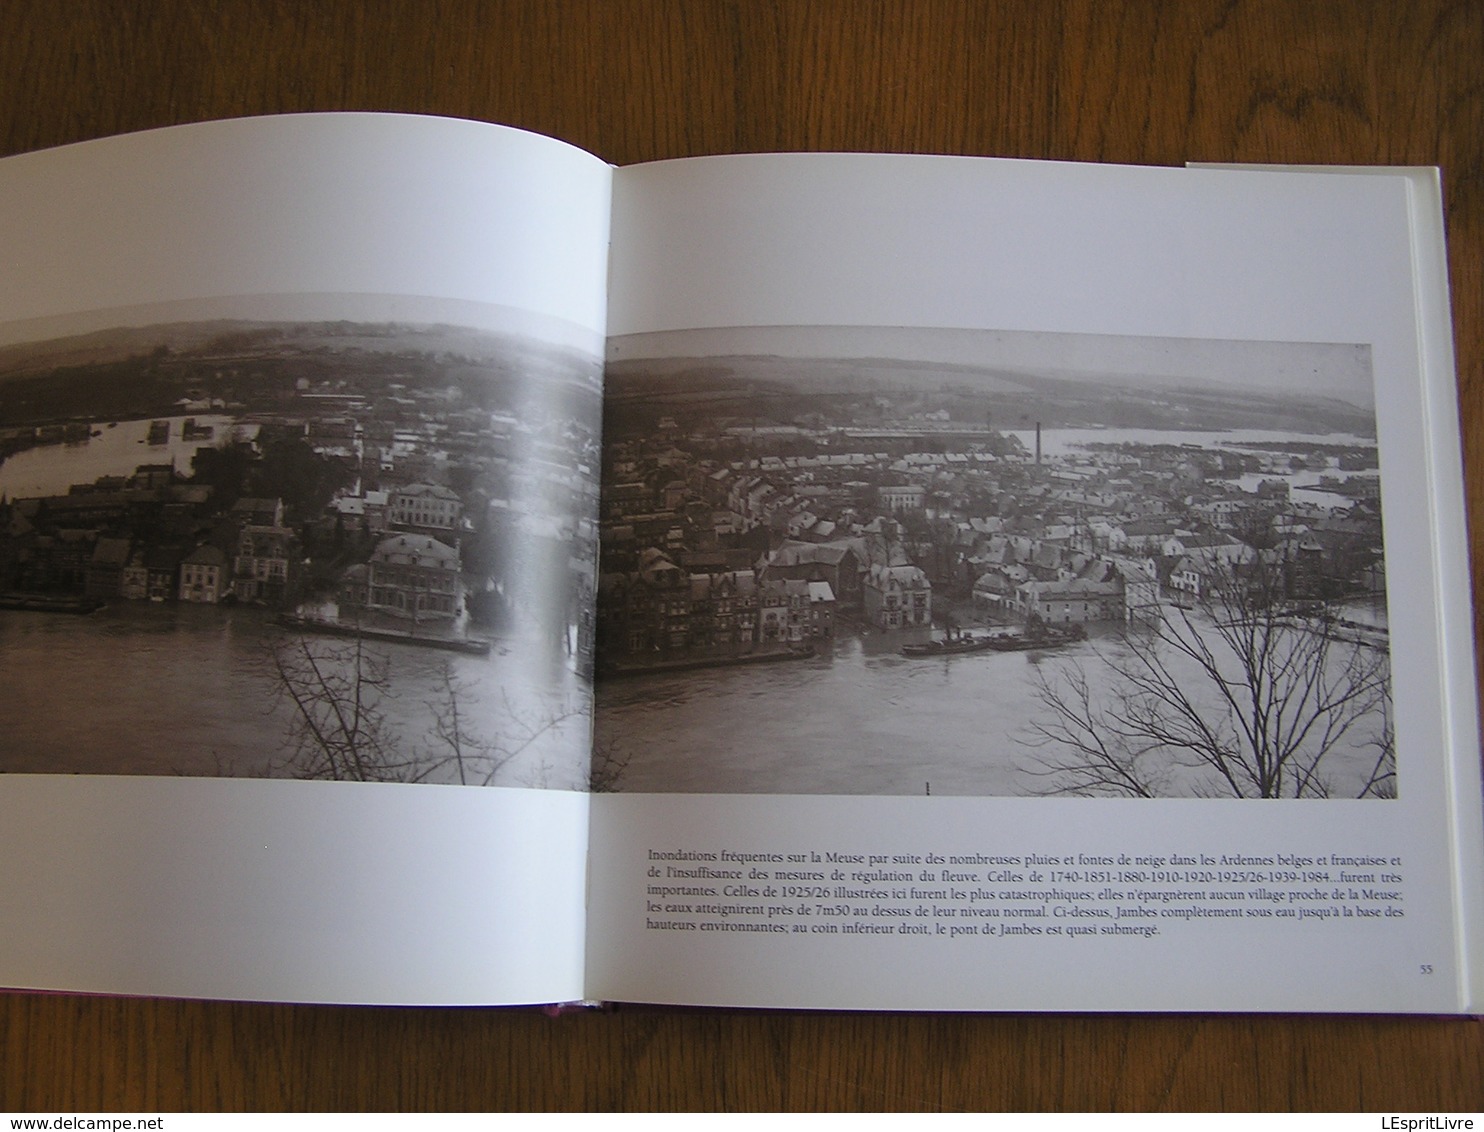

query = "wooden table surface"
1;0;1481;1113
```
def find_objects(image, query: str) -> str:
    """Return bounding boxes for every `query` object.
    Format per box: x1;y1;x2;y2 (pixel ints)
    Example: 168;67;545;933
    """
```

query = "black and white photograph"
594;325;1394;799
0;301;602;788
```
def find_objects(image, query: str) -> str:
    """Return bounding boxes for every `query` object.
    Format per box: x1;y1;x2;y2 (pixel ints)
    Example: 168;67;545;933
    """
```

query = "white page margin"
0;777;589;1005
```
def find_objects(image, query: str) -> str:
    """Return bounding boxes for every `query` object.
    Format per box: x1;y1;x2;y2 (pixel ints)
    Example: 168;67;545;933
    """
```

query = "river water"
1002;426;1376;460
596;625;1053;796
594;611;1391;798
0;603;591;788
1003;427;1378;512
0;415;252;498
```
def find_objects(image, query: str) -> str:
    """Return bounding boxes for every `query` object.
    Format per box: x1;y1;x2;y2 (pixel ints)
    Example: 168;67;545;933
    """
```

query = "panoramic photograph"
593;325;1394;799
0;302;602;789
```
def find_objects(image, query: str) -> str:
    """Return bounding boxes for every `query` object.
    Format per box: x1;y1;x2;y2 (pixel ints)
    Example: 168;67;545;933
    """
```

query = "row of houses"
81;522;464;623
972;557;1159;626
2;454;474;617
78;503;295;606
968;533;1380;628
597;535;937;659
611;416;1382;570
598;549;836;655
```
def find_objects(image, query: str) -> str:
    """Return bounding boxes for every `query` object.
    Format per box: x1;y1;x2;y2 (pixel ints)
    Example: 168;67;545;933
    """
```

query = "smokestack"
1035;421;1042;465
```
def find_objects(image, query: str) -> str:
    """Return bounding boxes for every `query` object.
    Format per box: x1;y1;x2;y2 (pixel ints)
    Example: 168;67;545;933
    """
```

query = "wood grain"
0;0;1480;1112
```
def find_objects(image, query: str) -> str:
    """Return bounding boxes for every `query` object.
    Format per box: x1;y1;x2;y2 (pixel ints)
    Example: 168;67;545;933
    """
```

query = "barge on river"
600;643;815;678
0;593;106;614
902;623;1085;657
276;613;493;655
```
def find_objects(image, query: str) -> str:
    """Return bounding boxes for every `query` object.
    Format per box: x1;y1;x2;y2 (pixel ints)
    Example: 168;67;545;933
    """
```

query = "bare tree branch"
265;635;407;781
262;637;608;790
1024;556;1393;799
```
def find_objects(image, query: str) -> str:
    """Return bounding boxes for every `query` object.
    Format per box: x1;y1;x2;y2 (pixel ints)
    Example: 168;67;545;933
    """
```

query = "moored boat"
902;623;1086;656
901;633;1003;656
985;623;1087;651
276;612;493;655
0;593;106;614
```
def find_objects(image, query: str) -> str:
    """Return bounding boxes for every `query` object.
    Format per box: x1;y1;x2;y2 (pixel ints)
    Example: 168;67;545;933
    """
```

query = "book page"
587;154;1480;1011
0;114;611;1004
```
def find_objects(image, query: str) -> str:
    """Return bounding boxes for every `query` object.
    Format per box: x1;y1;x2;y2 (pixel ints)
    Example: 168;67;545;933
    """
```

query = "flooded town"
0;318;1397;799
593;337;1394;799
0;317;602;788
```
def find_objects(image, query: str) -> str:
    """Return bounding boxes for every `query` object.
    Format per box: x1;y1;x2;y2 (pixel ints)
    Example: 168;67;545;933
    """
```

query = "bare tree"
1024;557;1393;799
588;735;633;793
1354;703;1397;800
422;660;477;785
266;634;412;781
419;660;584;787
266;637;590;787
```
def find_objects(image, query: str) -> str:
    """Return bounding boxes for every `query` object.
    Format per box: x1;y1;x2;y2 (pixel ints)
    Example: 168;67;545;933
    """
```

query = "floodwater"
594;610;1393;798
0;602;592;788
1004;427;1377;512
0;415;251;498
1001;426;1376;460
597;626;1053;796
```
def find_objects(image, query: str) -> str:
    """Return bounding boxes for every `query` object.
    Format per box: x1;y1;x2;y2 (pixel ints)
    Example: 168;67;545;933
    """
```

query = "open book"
0;114;1479;1012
